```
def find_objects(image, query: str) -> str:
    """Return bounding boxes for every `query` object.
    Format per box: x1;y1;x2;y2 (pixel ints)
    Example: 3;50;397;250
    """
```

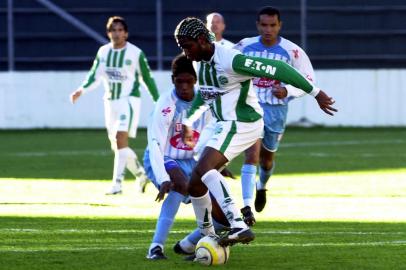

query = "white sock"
190;191;215;236
202;169;247;229
125;148;146;177
179;238;195;254
111;148;130;185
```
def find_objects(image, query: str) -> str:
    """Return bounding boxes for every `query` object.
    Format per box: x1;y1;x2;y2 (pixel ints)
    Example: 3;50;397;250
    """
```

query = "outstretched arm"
232;54;337;115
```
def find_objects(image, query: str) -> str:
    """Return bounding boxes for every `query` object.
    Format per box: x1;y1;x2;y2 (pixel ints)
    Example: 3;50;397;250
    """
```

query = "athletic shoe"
173;241;194;255
217;227;255;246
146;246;167;260
105;184;122;195
240;206;256;226
254;189;267;212
136;174;149;193
185;254;196;261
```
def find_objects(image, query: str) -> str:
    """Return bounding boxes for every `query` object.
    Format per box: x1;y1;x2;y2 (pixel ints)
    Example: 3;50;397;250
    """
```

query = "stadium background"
1;0;406;128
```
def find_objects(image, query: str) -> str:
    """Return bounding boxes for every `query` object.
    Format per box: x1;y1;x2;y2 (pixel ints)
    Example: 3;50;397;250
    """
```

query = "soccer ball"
194;235;230;265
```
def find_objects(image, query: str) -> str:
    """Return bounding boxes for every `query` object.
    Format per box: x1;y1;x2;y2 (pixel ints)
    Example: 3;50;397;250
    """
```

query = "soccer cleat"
173;241;194;255
136;174;149;193
217;227;255;246
254;189;267;212
240;206;256;226
105;184;122;195
146;246;167;260
185;254;196;261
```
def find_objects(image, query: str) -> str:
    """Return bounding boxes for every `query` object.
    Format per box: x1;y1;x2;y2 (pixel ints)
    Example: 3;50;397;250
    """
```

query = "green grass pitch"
0;128;406;269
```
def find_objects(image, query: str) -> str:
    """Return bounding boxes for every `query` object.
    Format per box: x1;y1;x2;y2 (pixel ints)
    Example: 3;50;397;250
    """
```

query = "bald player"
206;12;234;48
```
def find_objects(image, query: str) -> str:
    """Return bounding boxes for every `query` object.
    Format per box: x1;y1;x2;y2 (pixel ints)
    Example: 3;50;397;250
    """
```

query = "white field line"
2;241;406;253
1;228;406;236
5;139;405;157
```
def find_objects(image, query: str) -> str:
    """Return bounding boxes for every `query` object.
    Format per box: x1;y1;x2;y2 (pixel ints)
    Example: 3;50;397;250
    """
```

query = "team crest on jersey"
292;49;299;59
125;59;132;65
161;107;172;116
120;114;126;120
218;75;228;86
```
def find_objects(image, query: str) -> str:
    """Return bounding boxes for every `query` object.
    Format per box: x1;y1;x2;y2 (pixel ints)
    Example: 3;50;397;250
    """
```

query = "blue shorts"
143;149;196;190
260;103;288;152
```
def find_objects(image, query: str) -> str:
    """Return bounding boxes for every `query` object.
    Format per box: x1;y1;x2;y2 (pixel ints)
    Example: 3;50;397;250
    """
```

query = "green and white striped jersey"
80;42;159;102
183;44;319;126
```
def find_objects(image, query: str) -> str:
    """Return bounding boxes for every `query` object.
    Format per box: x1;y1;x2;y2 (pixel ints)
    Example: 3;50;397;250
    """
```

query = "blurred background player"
206;12;234;48
175;17;336;246
70;16;159;195
234;6;318;213
144;54;223;259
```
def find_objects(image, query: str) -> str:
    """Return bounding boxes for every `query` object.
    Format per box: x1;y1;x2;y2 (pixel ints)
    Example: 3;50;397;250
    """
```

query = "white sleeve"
147;94;174;185
285;47;316;98
81;48;104;93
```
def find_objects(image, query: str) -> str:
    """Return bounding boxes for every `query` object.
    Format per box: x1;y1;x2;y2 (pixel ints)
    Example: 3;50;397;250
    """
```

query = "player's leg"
240;140;261;226
255;104;288;211
124;97;149;193
189;120;263;246
145;153;190;260
104;101;125;194
174;195;230;256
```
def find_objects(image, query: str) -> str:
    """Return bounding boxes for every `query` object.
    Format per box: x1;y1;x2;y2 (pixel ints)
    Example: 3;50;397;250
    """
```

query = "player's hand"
182;124;196;148
315;90;337;116
70;89;83;104
156;181;173;202
272;86;288;99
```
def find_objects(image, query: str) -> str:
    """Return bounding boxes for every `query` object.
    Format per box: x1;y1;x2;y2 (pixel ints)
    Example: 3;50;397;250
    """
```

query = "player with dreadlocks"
174;17;336;246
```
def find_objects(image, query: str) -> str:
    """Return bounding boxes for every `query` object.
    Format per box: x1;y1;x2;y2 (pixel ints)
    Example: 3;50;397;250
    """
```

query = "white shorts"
104;96;141;141
206;119;264;161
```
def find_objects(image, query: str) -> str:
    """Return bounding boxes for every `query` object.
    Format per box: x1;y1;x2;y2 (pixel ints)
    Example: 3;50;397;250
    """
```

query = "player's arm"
232;54;337;115
181;92;210;147
283;47;316;99
139;51;160;102
147;98;173;189
70;51;103;104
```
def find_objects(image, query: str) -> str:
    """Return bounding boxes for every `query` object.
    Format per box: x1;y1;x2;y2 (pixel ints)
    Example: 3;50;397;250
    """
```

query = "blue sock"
186;228;202;245
258;162;275;190
241;164;257;207
152;191;184;245
185;219;231;246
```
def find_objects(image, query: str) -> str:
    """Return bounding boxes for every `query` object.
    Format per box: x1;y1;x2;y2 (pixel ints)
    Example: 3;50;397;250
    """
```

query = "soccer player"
70;16;159;195
206;12;234;48
174;17;336;246
235;6;318;213
144;54;211;259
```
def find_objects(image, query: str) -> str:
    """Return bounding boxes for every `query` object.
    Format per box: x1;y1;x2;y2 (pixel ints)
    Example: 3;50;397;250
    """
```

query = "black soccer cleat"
146;246;167;260
254;189;267;212
184;253;196;261
173;241;194;255
240;206;256;226
217;227;255;246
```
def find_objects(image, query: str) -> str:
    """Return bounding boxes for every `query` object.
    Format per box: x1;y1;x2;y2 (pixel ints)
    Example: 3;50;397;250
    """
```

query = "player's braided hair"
174;17;214;42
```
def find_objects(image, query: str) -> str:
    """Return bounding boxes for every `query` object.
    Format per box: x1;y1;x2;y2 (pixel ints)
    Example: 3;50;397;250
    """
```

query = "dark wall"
0;0;405;70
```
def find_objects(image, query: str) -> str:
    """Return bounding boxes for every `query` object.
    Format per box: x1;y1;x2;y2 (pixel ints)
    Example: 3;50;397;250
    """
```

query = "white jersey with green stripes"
195;43;263;123
80;42;159;102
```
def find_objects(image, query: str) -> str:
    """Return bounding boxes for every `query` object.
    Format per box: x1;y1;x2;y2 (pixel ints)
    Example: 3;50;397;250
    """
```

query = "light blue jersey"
234;36;315;105
146;88;211;185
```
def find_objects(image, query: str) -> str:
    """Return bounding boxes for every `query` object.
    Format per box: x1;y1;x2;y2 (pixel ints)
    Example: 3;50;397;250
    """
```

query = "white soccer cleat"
136;174;149;193
105;184;122;195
